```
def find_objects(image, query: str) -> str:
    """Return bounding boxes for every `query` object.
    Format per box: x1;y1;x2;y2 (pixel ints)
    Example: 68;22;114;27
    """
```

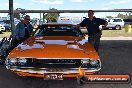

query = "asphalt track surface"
0;40;132;88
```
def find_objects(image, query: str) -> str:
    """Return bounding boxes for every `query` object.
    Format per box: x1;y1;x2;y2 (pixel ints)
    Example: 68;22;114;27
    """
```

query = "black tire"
0;31;3;34
115;25;121;30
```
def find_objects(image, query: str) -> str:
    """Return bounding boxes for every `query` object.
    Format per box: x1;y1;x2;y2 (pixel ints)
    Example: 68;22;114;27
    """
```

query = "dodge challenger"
5;23;101;81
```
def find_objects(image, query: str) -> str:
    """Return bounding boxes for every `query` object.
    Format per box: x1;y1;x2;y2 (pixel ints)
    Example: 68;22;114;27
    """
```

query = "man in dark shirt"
79;10;108;52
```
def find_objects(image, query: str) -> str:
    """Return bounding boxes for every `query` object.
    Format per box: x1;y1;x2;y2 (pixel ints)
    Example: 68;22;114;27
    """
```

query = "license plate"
44;73;63;80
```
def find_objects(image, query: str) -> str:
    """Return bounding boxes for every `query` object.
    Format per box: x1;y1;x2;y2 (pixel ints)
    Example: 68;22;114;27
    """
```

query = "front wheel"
115;25;121;30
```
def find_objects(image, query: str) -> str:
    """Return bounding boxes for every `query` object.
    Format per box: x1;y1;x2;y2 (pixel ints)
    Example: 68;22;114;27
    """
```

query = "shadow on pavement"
0;40;132;88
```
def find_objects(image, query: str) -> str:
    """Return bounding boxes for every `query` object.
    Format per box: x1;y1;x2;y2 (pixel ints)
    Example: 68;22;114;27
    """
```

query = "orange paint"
7;23;101;78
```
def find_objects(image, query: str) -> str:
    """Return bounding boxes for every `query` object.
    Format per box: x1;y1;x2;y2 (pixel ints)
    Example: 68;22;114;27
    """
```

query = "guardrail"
0;9;132;13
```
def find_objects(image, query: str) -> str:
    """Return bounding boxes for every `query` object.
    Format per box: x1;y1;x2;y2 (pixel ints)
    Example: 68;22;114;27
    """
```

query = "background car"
123;19;132;26
105;18;124;30
0;24;5;32
0;20;11;32
3;23;11;32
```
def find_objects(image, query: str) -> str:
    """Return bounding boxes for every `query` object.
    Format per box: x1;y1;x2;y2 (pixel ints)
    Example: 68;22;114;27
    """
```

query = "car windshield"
34;25;83;37
113;19;122;22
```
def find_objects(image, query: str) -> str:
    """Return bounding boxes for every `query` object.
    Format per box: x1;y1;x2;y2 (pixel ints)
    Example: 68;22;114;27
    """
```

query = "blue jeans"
88;32;101;52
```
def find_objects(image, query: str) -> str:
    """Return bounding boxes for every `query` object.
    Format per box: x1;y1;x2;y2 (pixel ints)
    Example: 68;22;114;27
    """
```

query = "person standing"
79;10;108;52
13;15;33;47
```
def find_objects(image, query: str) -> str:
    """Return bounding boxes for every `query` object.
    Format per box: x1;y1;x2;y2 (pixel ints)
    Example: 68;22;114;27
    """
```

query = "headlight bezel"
81;58;100;67
9;58;18;65
8;57;27;66
18;58;27;65
90;60;99;66
81;59;90;64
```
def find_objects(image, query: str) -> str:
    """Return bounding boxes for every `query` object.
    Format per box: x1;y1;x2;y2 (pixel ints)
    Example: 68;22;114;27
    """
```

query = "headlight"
9;58;17;65
18;58;27;65
90;60;98;66
81;59;90;64
8;58;27;66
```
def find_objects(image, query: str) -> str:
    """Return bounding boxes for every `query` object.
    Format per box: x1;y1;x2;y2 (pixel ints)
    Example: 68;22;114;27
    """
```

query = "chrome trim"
10;66;91;70
44;63;76;64
8;57;98;60
6;57;101;73
10;67;101;74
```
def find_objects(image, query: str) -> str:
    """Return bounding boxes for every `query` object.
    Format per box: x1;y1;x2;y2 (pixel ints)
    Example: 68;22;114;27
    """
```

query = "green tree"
123;12;132;19
106;16;113;19
117;13;125;19
127;12;132;19
44;8;60;22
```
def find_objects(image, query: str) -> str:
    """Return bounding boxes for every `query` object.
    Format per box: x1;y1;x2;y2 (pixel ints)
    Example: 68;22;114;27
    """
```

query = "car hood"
9;36;99;60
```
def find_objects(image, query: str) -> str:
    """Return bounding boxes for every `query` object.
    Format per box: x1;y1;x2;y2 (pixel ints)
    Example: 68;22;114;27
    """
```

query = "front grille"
18;58;82;68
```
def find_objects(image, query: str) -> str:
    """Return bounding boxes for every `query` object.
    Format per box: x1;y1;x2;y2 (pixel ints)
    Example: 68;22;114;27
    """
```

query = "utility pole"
43;13;45;23
40;13;41;25
9;0;15;35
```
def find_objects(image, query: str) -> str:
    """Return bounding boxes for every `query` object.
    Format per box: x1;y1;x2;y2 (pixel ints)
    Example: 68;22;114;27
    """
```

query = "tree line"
106;12;132;19
11;8;60;22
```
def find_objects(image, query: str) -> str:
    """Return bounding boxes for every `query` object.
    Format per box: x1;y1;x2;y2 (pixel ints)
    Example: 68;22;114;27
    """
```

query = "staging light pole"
9;0;15;35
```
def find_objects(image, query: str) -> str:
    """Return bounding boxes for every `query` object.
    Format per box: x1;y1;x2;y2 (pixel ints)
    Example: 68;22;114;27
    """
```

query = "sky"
0;0;132;18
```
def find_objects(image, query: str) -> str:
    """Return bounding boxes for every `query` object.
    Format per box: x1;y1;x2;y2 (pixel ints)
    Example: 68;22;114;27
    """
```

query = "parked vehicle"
3;23;11;32
105;18;124;30
0;24;5;32
0;20;11;32
123;19;132;26
5;23;101;81
3;20;11;32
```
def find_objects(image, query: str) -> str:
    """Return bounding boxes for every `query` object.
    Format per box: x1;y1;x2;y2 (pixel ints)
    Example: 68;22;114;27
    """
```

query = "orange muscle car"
5;23;101;80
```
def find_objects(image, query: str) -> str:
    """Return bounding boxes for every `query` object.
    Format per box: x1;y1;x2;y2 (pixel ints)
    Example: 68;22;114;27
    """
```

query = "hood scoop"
35;40;72;45
17;43;44;50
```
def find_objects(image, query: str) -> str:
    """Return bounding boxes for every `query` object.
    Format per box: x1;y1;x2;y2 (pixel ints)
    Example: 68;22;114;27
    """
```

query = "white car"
0;24;5;32
106;18;124;30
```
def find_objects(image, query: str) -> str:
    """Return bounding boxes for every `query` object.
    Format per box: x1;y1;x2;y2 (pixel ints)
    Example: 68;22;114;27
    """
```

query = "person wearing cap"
79;10;108;52
13;15;33;47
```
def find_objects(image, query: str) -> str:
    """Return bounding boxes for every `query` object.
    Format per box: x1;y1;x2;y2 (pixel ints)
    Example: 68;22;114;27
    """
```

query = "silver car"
106;18;124;30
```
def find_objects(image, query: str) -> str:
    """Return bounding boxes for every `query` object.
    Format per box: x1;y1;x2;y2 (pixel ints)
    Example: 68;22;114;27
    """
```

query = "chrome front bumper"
9;67;101;74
